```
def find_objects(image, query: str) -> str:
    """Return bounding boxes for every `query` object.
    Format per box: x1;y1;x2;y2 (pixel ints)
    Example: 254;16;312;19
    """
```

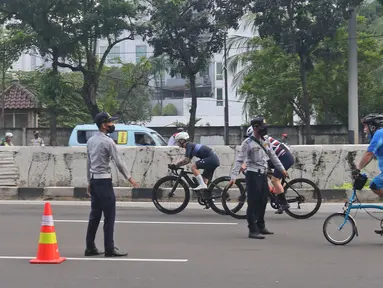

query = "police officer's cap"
250;117;267;127
95;112;118;126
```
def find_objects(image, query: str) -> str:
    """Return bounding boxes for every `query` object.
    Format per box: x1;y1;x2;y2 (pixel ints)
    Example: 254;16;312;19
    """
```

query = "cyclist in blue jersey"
353;113;383;234
169;131;220;190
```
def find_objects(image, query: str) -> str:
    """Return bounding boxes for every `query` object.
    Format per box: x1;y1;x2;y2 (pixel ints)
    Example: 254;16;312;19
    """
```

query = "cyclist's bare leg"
191;164;207;189
270;176;283;194
270;176;290;213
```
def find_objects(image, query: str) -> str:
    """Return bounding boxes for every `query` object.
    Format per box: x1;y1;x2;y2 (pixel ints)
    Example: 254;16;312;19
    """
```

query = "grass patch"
332;180;371;190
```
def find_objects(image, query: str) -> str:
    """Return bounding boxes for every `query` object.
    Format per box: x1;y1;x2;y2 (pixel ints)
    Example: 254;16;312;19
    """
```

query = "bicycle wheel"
206;176;245;216
283;178;322;219
323;212;357;245
152;175;190;214
221;178;247;219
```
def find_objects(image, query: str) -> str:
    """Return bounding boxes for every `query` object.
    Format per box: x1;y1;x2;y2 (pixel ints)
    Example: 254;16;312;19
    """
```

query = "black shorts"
195;151;220;180
268;150;295;179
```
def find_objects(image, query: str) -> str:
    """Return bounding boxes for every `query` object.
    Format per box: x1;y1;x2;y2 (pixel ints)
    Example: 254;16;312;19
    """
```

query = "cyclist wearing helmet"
241;126;294;213
169;131;220;190
354;113;383;234
167;127;185;146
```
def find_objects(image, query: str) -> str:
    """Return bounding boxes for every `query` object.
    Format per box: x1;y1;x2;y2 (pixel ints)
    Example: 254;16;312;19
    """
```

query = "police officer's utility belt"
91;173;112;179
247;169;267;175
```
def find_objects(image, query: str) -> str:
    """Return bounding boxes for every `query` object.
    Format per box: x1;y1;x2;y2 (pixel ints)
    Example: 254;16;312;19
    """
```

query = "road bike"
221;169;322;220
152;165;245;215
323;173;383;245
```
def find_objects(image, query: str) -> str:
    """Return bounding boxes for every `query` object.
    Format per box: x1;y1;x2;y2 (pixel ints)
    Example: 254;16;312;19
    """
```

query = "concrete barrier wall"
0;145;378;189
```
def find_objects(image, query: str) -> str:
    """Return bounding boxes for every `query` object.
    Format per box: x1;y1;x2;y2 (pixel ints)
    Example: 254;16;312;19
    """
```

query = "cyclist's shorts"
195;151;220;180
370;173;383;190
269;151;295;179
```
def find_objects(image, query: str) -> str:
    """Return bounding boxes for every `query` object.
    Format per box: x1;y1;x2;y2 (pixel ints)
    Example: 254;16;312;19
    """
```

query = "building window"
216;88;223;106
15;113;29;127
136;45;147;63
216;62;223;80
4;113;13;128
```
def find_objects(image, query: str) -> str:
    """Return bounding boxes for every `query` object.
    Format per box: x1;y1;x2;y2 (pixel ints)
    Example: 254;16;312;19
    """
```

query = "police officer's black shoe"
105;247;128;257
248;231;265;239
374;229;383;236
85;247;104;256
259;227;274;235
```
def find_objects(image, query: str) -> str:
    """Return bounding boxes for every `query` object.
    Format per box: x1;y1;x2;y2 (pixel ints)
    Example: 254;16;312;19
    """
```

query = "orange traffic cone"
30;202;66;264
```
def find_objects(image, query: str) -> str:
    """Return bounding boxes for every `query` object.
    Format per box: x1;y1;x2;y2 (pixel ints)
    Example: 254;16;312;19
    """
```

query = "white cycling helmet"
5;132;13;137
174;131;190;141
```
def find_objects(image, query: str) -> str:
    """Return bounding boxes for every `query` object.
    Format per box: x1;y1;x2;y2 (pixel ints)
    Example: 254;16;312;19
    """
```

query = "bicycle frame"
169;168;220;200
170;168;200;188
266;173;305;205
339;187;383;230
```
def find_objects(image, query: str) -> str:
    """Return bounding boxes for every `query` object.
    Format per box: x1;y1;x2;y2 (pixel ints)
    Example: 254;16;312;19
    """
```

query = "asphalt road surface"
1;201;383;288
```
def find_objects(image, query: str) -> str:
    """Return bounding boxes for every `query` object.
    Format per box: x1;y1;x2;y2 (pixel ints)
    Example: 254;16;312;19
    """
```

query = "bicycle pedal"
374;230;383;236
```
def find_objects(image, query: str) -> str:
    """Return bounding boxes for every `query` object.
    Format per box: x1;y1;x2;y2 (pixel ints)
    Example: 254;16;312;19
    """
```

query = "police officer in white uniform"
85;112;139;257
229;117;288;239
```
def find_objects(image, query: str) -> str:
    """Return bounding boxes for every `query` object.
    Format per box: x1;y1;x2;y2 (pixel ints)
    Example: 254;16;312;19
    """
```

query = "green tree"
239;37;299;125
1;0;146;119
309;18;383;124
146;0;230;141
150;55;170;115
250;0;364;144
15;70;91;128
0;27;30;127
240;17;383;126
1;0;86;144
98;59;153;124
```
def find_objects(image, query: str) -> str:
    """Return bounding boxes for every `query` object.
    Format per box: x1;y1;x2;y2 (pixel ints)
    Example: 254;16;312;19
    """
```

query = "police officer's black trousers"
245;171;269;232
86;178;116;252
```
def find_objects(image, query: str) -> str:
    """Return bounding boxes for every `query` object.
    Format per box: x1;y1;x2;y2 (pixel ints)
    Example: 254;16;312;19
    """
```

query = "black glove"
351;169;360;178
168;164;177;170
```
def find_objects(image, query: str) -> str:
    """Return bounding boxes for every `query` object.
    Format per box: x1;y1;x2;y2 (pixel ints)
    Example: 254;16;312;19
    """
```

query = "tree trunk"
49;60;58;146
323;61;330;124
82;71;100;119
160;72;163;115
188;74;197;142
299;54;314;144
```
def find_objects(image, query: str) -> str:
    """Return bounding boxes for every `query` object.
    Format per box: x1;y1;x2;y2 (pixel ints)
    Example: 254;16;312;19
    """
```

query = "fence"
0;124;366;146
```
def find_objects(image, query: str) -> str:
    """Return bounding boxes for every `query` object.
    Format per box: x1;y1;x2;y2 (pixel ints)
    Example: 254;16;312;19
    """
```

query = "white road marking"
0;256;188;263
54;219;238;225
0;200;383;214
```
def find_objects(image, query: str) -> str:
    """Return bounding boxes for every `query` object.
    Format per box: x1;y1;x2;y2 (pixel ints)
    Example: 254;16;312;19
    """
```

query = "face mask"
106;125;115;134
258;125;268;136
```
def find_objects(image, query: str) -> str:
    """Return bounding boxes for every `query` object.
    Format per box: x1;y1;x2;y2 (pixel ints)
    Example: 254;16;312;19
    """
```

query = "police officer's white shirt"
231;136;285;180
86;131;131;183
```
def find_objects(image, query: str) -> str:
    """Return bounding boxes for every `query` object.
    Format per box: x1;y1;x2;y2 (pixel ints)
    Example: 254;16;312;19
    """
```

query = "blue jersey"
367;128;383;172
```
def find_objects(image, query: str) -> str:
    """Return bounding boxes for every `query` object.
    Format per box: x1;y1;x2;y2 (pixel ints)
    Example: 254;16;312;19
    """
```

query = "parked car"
68;124;167;147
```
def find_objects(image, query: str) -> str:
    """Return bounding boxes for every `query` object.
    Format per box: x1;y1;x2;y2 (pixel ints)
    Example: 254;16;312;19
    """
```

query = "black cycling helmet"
250;116;267;127
361;113;383;136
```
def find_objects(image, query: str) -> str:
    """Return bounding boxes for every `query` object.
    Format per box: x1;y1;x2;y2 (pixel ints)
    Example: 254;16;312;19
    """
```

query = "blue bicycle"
323;173;383;245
